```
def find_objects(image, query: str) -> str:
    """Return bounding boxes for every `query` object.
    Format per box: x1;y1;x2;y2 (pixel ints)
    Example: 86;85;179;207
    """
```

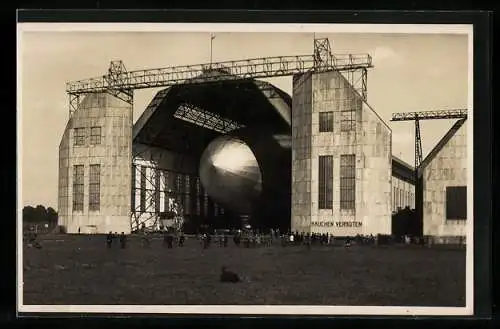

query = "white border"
16;23;474;316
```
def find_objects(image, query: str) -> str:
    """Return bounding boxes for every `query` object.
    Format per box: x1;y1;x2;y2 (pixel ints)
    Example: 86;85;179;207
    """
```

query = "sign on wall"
311;221;362;228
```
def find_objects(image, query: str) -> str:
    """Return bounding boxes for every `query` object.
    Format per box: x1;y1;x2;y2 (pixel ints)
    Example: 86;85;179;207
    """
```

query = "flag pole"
210;33;215;67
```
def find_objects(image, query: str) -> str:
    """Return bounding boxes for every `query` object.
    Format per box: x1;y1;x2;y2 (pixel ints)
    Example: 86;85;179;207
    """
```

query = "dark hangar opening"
133;71;292;232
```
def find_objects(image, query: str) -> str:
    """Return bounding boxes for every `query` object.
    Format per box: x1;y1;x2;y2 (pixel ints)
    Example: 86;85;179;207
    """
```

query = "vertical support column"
291;72;313;233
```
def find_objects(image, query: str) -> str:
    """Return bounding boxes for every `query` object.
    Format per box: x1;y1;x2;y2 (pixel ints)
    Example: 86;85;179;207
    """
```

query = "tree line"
23;205;58;225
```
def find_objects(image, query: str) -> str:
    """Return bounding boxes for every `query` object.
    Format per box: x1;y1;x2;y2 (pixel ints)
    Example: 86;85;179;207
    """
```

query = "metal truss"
130;161;187;232
68;93;81;118
343;68;368;101
130;162;161;232
66;38;373;115
314;38;334;69
391;109;468;121
104;60;134;104
173;103;245;134
390;109;468;172
415;119;423;170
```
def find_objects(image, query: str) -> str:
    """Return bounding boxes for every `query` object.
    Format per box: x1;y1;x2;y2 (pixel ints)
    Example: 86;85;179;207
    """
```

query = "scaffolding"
391;109;468;172
66;38;373;116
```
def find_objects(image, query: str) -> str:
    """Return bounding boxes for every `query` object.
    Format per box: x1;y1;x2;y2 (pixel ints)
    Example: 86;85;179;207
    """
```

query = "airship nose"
199;135;262;215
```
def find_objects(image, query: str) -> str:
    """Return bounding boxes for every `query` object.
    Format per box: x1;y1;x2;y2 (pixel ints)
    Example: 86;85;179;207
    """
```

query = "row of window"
319;110;356;133
131;165;224;218
73;164;101;212
318;154;356;210
74;127;102;146
393;186;414;211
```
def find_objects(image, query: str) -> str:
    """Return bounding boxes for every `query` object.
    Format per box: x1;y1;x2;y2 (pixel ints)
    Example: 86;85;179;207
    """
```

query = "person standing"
119;232;127;249
178;232;185;247
106;231;113;249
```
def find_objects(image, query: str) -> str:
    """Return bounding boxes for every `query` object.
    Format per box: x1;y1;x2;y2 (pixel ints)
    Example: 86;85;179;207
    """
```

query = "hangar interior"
130;71;293;232
57;37;468;240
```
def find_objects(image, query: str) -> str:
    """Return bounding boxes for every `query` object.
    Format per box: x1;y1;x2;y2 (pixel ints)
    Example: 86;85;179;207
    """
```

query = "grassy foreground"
22;234;466;306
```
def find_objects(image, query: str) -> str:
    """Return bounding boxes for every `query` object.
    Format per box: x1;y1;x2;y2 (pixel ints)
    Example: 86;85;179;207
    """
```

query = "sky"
18;28;469;209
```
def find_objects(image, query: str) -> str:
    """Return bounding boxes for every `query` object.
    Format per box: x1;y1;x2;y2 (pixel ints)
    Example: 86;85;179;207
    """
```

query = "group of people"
197;229;350;249
106;231;127;249
24;230;42;249
106;230;187;249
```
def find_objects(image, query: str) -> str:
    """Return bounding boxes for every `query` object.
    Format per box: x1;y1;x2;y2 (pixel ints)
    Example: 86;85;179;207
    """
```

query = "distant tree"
34;205;48;223
22;206;37;223
46;207;58;225
22;205;58;224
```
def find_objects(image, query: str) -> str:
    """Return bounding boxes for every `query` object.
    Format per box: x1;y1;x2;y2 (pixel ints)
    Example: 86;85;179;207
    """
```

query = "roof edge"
417;118;467;177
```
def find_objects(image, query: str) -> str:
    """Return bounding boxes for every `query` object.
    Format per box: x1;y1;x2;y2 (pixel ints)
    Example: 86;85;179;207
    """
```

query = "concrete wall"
291;70;392;236
392;176;415;212
291;73;313;233
357;102;392;236
422;121;467;239
58;93;132;234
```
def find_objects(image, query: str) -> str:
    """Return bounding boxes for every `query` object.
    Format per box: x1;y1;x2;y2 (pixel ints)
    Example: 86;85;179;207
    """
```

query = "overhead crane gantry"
65;37;374;117
390;109;468;178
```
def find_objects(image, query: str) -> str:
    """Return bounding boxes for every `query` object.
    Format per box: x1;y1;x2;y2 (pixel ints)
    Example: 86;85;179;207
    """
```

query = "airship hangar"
57;37;468;242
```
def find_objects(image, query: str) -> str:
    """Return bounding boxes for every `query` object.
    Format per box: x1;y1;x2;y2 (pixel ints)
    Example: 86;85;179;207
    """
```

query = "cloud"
370;46;403;66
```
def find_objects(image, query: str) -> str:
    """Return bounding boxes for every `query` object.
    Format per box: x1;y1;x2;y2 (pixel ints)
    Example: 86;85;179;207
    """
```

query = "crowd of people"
100;228;409;250
23;226;430;251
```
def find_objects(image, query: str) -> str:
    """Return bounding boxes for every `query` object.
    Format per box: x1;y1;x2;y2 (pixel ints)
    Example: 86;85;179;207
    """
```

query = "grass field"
22;234;466;306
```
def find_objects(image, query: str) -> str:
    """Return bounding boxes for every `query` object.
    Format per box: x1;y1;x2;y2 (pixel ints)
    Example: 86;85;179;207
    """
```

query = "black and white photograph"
17;22;474;316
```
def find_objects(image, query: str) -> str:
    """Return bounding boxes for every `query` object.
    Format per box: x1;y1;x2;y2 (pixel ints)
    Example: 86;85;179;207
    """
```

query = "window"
131;165;136;211
72;165;84;212
319;111;334;132
196;178;202;215
340;109;356;131
203;191;209;216
393;187;397;211
90;127;101;145
74;128;86;146
196;198;201;215
176;174;183;193
154;170;161;213
340;154;356;210
89;164;101;211
340;95;356;132
184;175;191;215
446;186;467;220
163;171;170;213
140;166;146;212
318;155;333;209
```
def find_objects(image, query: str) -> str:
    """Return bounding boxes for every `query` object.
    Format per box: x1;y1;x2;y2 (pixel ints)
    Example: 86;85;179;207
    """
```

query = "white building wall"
58;93;132;234
291;70;392;236
422;121;468;239
291;73;313;233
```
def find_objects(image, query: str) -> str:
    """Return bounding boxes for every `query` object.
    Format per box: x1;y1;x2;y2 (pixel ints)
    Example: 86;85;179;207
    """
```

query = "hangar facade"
59;38;470;238
57;70;418;236
417;118;468;243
